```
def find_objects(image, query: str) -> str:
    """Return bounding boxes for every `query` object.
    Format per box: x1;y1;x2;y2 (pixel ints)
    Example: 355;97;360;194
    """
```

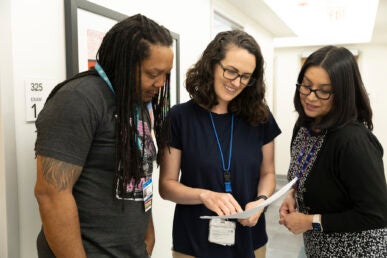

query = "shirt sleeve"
35;82;98;166
165;105;182;150
262;111;282;145
322;129;387;232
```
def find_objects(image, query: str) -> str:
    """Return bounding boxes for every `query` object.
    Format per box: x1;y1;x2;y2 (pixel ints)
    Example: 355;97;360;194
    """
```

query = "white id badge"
208;218;235;246
143;178;153;212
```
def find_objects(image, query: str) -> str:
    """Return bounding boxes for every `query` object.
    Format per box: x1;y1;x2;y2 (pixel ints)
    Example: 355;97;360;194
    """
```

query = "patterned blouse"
288;127;387;257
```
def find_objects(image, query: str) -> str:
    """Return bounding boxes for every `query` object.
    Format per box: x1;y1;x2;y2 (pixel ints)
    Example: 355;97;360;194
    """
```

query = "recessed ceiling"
225;0;384;47
264;0;379;47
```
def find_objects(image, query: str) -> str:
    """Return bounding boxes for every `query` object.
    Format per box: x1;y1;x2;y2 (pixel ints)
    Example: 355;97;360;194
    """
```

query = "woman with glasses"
279;45;387;257
159;30;281;258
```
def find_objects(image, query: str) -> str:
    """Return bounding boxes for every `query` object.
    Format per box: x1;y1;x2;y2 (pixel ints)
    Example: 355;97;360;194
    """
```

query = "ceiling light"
264;0;379;47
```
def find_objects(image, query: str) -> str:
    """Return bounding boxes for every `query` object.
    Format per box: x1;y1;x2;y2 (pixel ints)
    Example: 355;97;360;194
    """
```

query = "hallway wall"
2;1;385;257
0;0;19;257
0;0;276;257
274;44;387;177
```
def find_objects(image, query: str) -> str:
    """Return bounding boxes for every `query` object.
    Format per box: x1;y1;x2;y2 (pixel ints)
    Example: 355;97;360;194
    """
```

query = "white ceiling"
225;0;387;47
371;0;387;43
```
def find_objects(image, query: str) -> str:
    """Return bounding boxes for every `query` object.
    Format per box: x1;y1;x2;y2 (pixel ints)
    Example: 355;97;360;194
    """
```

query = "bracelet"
255;195;268;213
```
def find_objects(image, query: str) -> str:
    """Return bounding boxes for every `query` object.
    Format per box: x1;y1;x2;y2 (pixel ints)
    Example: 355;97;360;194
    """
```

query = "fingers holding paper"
238;199;265;227
200;190;243;216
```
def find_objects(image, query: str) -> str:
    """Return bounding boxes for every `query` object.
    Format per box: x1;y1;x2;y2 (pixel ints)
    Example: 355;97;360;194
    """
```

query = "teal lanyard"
294;130;322;189
209;112;234;193
95;62;154;150
95;62;115;95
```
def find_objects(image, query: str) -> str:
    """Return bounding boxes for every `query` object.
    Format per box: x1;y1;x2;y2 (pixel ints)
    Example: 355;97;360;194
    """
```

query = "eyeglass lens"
297;84;332;100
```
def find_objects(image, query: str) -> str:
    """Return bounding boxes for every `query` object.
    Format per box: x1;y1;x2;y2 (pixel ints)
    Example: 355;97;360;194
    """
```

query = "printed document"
200;177;298;219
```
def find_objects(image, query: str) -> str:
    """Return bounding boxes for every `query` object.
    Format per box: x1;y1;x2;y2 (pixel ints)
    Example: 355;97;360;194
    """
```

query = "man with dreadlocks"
34;14;173;258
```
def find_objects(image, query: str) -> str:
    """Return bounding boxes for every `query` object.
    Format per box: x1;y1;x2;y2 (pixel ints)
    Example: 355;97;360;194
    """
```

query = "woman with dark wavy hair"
34;14;173;258
279;45;387;257
159;30;281;258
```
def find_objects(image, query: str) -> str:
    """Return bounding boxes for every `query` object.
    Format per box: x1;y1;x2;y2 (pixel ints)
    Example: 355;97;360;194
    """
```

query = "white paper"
200;177;298;220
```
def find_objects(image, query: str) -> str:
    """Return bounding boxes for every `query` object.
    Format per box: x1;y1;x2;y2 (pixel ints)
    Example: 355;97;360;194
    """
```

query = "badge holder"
208;218;235;246
143;178;153;212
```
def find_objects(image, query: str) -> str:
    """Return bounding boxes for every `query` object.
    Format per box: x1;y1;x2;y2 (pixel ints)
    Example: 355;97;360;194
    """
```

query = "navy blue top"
167;100;281;258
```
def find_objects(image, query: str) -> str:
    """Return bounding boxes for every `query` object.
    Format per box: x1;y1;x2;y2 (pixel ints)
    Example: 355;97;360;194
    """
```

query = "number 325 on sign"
25;79;57;122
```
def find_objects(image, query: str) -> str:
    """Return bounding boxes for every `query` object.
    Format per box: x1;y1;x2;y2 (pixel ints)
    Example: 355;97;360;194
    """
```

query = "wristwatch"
312;214;323;232
255;195;268;213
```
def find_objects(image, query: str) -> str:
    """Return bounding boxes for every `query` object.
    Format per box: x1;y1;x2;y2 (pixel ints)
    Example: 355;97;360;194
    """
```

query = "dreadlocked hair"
96;14;173;191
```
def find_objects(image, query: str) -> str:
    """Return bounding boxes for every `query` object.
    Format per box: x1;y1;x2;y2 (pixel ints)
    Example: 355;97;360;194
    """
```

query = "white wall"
274;44;387;177
212;0;276;108
12;1;67;257
0;0;20;257
0;0;275;258
2;1;386;257
273;48;302;176
356;44;387;159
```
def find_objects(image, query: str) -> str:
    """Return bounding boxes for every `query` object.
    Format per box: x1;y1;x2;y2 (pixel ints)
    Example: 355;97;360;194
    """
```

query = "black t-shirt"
35;75;151;258
168;100;281;258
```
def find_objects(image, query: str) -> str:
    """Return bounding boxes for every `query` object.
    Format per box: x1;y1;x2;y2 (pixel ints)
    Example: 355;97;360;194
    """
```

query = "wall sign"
25;79;57;122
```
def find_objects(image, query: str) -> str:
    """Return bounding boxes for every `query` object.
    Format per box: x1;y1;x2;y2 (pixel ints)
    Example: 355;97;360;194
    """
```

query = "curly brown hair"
185;30;269;125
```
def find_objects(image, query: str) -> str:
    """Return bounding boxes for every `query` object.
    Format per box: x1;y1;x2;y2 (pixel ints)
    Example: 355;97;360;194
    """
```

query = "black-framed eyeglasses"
296;83;333;100
219;62;255;87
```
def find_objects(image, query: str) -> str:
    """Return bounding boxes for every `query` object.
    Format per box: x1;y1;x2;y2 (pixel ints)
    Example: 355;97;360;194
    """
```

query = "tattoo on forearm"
41;157;82;191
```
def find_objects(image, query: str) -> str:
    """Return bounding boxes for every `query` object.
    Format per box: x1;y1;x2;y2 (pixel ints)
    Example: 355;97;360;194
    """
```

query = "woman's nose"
307;90;319;101
231;76;242;87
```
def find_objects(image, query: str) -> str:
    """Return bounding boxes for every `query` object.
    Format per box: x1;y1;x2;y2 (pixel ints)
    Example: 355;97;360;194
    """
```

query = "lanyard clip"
224;170;232;193
224;170;231;182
